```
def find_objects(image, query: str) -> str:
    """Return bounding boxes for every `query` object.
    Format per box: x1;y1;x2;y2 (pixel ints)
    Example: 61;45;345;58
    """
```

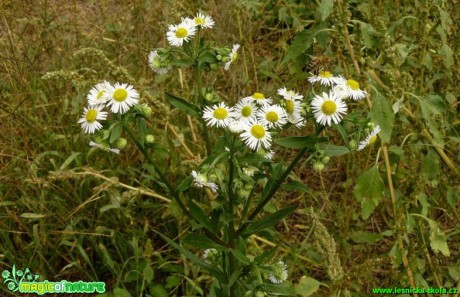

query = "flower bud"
140;104;153;117
321;155;330;164
114;138;127;150
349;140;358;150
145;134;155;144
205;93;214;101
313;161;325;172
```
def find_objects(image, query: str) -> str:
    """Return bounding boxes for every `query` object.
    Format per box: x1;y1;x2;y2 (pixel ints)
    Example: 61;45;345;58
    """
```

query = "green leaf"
188;200;213;231
165;92;200;117
349;231;384;244
230;249;250;265
274;136;316;149
113;288;132;297
370;87;394;143
137;118;148;146
421;149;440;182
20;213;46;219
254;248;277;265
440;44;454;68
427;219;450;257
353;167;384;220
317;0;334;21
110;122;123;144
241;206;296;238
294;276;321;297
183;233;227;251
281;180;309;192
318;144;350;157
333;124;348;145
143;264;154;283
259;284;296;296
60;152;81;170
150;285;168;297
176;176;193;192
282;30;316;65
155;231;227;283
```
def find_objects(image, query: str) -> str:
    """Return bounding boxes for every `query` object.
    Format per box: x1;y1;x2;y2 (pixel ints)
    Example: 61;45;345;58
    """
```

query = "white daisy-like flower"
333;79;367;100
244;92;273;106
78;105;108;134
87;81;111;106
191;170;219;193
193;12;215;29
257;104;288;129
89;141;120;154
107;83;140;114
166;18;197;47
268;261;288;284
240;120;271;150
311;91;347;126
224;43;240;70
148;50;170;75
358;125;381;151
203;102;233;128
227;120;245;134
203;248;219;262
283;99;305;128
277;87;303;101
308;71;345;86
232;98;257;123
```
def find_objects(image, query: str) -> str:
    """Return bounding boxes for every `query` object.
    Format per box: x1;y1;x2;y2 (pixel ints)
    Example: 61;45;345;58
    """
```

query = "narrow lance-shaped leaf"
165;92;200;117
241;206;297;238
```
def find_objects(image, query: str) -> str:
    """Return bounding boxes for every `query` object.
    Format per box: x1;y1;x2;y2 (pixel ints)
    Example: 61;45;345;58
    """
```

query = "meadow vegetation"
1;0;459;296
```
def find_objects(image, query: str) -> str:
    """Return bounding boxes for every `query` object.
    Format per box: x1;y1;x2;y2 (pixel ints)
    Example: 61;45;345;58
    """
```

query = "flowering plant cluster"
77;11;381;297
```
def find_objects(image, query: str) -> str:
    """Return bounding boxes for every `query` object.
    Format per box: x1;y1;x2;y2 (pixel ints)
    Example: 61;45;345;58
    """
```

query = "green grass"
1;0;459;296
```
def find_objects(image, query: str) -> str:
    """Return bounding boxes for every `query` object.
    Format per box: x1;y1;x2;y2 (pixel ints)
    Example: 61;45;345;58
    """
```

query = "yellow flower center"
113;89;128;102
97;90;106;99
85;109;98;123
321;100;337;115
285;100;294;114
252;92;265;100
231;52;238;62
250;125;265;139
175;28;188;38
369;135;378;145
266;111;279;123
241;106;252;117
319;71;332;78
346;79;360;90
213;107;228;120
195;17;205;25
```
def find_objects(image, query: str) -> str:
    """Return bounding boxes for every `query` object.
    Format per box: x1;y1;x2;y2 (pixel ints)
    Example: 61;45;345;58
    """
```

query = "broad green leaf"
440;44;454;68
282;30;316;65
274;136;316;149
241;206;296;238
165;92;200;117
318;144;350;157
370;88;394;143
137;118;148;146
333;124;348;145
188;200;213;231
294;276;321;297
113;288;132;297
155;231;227;283
150;284;168;297
317;0;334;21
143;264;154;283
427;219;450;257
421;149;440;182
353;167;384;220
110;122;123;144
183;233;227;251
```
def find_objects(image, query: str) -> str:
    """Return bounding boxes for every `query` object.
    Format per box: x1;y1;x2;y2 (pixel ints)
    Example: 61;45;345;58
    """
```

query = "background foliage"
1;0;459;296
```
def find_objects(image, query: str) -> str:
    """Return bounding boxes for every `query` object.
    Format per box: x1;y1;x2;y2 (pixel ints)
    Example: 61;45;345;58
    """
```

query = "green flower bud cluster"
311;150;331;172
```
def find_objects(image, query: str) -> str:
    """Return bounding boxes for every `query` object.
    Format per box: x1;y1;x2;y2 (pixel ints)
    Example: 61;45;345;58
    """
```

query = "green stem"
123;122;227;247
236;147;308;236
195;63;211;154
227;135;236;297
